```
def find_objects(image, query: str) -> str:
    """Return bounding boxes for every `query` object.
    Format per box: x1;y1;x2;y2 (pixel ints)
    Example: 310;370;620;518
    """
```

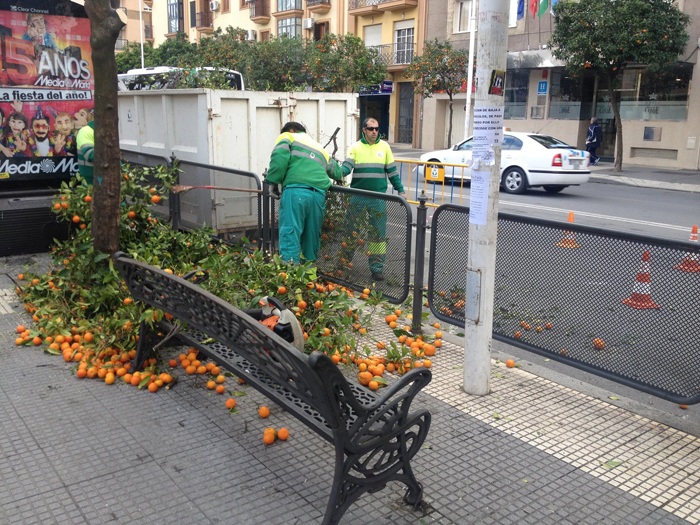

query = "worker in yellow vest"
341;118;405;281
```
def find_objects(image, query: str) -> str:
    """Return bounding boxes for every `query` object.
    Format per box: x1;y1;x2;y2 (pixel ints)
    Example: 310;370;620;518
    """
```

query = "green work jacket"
266;131;343;191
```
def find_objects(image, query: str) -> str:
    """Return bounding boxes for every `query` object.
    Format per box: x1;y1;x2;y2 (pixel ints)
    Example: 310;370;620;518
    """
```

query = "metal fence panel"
176;160;262;247
428;203;700;404
121;149;172;220
314;186;412;304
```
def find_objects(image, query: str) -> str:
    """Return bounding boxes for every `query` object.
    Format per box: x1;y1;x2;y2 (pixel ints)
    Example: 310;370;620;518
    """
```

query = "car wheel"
543;185;568;194
501;167;527;194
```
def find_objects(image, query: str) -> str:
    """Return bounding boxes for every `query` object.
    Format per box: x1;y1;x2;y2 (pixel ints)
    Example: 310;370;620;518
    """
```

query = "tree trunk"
447;94;454;148
85;1;127;254
606;72;623;173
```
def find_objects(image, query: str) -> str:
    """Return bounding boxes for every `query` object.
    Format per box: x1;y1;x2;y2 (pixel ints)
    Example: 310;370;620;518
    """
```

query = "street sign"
538;81;548;95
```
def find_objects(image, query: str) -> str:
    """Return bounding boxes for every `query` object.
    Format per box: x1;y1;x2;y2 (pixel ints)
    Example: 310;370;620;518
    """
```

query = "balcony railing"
307;0;330;6
115;38;128;50
195;11;213;29
349;0;382;7
349;0;416;10
307;0;331;12
368;42;416;67
250;0;270;19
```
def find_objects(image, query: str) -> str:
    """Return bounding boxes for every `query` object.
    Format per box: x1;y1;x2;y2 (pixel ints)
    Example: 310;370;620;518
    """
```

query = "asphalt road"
395;166;700;242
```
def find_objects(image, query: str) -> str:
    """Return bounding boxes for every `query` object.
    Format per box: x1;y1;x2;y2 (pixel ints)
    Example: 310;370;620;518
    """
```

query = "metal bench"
114;253;432;525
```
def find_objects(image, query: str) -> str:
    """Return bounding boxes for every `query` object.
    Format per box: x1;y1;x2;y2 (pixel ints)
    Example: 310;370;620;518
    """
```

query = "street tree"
245;35;310;91
405;40;469;148
115;41;156;73
196;27;248;71
550;0;690;172
85;0;127;254
307;34;387;93
153;31;199;67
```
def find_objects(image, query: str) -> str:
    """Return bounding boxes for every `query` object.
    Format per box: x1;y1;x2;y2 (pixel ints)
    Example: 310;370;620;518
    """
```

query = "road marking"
399;184;690;233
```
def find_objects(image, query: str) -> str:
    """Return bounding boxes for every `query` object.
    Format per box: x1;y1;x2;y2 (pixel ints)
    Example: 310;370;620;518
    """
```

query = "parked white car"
418;131;590;194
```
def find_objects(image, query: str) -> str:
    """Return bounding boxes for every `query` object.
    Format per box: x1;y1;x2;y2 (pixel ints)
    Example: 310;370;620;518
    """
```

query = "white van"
118;66;245;91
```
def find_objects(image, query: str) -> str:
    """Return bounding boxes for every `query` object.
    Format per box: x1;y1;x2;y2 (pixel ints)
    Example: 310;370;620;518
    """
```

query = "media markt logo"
0;158;78;175
40;159;56;173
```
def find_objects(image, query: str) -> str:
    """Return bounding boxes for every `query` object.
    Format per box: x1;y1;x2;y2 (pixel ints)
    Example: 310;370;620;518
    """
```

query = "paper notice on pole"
469;170;489;225
473;106;505;151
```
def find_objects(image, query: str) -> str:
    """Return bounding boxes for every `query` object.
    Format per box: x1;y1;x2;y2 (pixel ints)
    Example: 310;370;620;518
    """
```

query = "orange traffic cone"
673;225;700;273
556;212;580;249
622;251;661;309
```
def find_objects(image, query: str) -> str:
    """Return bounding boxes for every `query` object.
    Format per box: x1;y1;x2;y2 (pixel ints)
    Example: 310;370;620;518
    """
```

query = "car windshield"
529;135;573;149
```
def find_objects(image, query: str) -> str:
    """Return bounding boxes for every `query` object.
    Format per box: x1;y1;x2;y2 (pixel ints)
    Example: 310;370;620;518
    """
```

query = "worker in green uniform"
341;118;405;281
76;120;94;185
266;121;344;264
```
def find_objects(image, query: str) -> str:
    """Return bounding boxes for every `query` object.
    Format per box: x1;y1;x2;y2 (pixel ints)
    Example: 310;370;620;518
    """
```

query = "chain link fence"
313;186;412;304
429;203;700;404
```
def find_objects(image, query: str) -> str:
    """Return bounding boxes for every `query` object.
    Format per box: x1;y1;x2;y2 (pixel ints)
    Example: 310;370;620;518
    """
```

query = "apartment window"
455;0;476;33
278;17;302;37
277;0;301;11
222;0;230;12
167;0;184;33
395;21;414;65
189;1;196;28
260;30;270;41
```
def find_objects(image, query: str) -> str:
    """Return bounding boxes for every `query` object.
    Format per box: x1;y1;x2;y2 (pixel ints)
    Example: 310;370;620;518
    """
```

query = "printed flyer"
0;0;93;182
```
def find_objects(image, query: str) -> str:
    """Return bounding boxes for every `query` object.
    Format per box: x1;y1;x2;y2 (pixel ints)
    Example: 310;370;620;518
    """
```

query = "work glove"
398;192;406;199
271;184;282;200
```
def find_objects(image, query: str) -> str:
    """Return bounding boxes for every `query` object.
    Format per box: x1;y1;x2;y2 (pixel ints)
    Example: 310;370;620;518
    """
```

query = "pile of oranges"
514;320;554;339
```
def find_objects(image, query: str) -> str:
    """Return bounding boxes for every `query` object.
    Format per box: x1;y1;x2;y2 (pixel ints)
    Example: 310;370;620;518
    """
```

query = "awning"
507;49;566;70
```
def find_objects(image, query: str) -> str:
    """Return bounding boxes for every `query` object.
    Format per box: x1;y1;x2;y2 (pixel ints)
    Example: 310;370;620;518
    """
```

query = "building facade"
116;0;155;53
152;0;347;47
149;0;427;145
348;0;427;144
424;0;700;170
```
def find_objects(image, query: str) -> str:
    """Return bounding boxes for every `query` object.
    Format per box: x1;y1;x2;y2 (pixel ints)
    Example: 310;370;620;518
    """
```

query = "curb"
590;173;700;193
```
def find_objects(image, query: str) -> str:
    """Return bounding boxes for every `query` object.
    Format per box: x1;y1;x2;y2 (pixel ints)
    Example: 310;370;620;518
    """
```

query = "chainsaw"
244;296;304;353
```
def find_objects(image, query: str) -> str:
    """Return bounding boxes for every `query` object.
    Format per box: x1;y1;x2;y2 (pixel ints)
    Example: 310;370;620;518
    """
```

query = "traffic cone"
622;251;661;309
673;225;700;273
556;212;580;249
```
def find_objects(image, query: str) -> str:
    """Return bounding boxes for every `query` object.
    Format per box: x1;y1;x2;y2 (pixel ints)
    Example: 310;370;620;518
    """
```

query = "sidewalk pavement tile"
1;260;698;523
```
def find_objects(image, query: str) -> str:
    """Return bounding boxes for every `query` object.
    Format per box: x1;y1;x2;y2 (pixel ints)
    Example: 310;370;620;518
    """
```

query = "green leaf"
608;396;620;401
94;253;110;262
372;376;388;385
138;376;151;389
232;391;247;396
493;412;501;419
228;407;239;414
601;460;622;470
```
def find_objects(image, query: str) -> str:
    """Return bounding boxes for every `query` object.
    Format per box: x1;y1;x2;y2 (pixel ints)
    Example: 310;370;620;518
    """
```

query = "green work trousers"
279;185;326;263
342;195;387;273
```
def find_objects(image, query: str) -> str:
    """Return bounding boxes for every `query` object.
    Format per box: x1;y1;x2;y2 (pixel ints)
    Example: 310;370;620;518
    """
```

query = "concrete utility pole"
463;0;509;395
463;0;477;141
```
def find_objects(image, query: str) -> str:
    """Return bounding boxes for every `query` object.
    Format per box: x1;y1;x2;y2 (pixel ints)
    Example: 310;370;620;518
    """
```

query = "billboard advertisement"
0;0;92;183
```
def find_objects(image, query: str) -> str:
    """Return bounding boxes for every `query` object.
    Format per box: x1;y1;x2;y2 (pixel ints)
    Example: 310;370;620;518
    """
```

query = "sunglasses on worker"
364;126;379;131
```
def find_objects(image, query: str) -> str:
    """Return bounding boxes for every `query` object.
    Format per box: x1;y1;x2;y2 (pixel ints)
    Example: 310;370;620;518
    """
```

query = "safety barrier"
428;203;700;405
394;158;471;208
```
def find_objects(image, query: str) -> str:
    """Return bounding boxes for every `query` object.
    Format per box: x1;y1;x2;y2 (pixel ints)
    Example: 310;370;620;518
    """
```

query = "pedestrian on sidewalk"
586;117;602;166
266;121;344;264
341;118;405;281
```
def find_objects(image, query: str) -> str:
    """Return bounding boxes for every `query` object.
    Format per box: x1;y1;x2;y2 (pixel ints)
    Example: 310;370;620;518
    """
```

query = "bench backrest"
114;255;334;424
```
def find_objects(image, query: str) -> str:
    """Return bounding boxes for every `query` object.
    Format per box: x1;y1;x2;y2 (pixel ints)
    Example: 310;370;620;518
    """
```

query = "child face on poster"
73;108;93;130
55;113;73;136
9;114;27;135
